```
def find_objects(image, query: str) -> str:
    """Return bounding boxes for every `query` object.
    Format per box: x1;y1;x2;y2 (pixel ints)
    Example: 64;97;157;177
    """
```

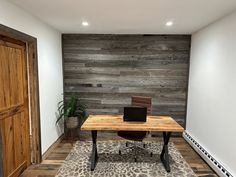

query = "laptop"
123;107;147;122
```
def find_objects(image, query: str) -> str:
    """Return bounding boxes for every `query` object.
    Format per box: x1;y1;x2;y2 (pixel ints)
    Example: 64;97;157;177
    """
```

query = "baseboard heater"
183;131;234;177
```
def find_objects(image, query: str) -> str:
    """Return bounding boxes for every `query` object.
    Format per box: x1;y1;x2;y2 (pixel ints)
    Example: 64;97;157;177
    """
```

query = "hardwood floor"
21;135;218;177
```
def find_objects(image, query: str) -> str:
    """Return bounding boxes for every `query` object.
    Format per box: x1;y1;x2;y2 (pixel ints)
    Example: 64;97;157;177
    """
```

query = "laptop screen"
123;107;147;122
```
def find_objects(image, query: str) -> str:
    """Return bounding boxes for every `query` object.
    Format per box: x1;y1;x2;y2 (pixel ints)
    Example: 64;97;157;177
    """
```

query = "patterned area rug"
56;141;196;177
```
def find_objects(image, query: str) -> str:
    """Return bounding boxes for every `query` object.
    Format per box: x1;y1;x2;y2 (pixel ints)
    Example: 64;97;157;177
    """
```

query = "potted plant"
56;94;87;136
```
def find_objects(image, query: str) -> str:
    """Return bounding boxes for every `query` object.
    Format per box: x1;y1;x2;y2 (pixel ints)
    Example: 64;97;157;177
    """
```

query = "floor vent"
183;131;234;177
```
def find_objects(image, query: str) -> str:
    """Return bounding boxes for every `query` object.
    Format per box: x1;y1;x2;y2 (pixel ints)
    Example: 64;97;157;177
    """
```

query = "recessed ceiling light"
166;21;173;27
82;21;89;26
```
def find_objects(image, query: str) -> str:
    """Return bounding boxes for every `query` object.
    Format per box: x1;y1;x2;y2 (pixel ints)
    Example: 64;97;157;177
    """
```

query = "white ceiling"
10;0;236;34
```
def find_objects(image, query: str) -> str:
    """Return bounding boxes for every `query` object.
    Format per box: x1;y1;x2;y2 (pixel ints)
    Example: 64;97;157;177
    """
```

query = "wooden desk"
81;115;184;172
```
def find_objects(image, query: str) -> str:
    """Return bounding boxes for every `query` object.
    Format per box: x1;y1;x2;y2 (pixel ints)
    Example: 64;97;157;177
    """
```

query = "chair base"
118;141;153;162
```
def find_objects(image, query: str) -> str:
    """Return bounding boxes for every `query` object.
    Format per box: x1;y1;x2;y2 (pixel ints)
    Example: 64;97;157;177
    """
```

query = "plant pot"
65;117;79;129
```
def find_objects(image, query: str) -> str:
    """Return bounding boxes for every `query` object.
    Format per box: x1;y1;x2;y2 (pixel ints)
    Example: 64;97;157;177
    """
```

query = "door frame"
0;24;42;170
0;132;3;176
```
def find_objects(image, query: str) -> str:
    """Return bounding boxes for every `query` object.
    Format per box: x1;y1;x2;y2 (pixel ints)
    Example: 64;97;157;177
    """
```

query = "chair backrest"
131;96;152;115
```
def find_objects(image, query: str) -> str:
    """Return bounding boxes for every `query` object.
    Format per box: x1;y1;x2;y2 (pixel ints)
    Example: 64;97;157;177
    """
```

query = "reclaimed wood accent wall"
62;34;191;127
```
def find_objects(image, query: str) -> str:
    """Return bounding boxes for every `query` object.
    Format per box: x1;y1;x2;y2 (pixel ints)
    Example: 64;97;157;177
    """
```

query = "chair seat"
118;131;146;141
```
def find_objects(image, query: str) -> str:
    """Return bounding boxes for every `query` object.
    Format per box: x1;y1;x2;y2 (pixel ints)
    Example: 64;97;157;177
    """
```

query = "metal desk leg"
91;130;98;171
160;132;171;172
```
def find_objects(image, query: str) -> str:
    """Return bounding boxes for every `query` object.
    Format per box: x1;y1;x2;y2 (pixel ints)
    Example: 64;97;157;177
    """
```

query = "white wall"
0;0;64;153
187;11;236;176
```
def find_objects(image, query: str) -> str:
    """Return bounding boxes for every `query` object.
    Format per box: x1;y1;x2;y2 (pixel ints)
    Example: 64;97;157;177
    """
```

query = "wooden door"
0;36;31;177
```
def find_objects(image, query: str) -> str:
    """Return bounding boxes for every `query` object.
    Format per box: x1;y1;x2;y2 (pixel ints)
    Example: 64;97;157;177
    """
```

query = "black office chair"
118;96;152;161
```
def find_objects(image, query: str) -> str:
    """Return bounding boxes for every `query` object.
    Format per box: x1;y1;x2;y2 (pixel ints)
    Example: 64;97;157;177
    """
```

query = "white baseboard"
183;131;234;177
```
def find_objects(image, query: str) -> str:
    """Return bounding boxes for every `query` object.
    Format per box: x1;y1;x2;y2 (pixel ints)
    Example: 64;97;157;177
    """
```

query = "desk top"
81;115;184;132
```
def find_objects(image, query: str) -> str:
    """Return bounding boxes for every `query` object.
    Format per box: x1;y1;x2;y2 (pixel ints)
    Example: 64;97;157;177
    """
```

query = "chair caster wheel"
150;152;153;157
119;150;121;155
